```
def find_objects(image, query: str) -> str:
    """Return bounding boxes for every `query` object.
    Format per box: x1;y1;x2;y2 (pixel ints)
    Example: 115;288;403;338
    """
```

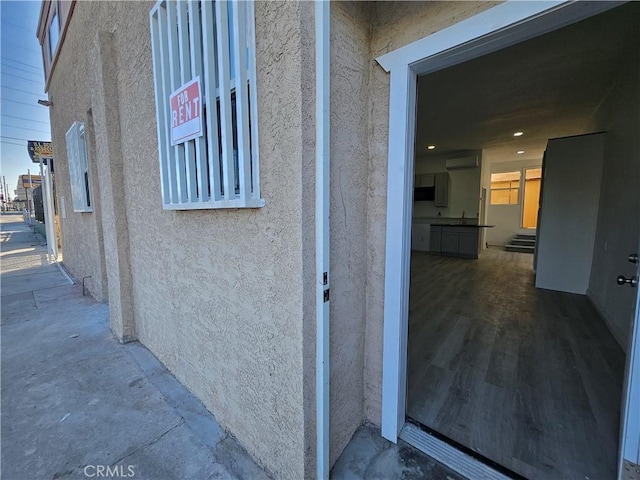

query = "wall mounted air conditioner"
445;155;479;170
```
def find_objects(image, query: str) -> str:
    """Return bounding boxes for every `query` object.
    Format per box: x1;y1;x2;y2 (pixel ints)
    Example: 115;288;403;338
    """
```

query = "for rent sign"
169;77;203;146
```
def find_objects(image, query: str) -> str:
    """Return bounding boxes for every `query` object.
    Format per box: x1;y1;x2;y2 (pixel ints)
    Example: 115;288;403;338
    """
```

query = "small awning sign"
169;77;203;146
27;141;53;162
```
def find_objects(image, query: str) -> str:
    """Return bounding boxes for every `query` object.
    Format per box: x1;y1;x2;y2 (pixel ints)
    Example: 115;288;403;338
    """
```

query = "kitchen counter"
413;216;473;224
430;223;494;228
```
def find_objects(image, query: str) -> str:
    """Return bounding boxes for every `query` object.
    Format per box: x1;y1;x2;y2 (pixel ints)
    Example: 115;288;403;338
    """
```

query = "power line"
1;63;43;78
1;135;31;142
0;19;34;34
1;135;49;143
1;123;50;134
0;86;43;97
0;56;40;70
2;113;49;125
0;41;40;55
2;72;44;86
0;97;45;109
0;139;26;147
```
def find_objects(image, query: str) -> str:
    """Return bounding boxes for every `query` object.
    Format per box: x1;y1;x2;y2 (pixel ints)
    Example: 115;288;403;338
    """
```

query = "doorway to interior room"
396;3;640;479
522;167;541;230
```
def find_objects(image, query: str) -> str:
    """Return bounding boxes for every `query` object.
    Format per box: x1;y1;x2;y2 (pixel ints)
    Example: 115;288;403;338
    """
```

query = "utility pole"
3;176;8;210
27;169;33;224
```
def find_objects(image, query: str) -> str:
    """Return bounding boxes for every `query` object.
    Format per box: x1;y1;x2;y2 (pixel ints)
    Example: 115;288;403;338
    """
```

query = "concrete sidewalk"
1;213;465;480
1;213;269;480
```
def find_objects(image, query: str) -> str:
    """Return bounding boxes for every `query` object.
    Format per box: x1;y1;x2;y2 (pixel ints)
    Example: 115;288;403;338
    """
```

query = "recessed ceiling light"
517;150;525;154
427;145;436;150
513;131;524;137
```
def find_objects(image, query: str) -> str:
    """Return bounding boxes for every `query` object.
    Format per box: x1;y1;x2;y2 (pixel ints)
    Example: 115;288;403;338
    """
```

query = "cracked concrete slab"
1;270;72;297
99;422;227;480
1;291;38;323
331;425;466;480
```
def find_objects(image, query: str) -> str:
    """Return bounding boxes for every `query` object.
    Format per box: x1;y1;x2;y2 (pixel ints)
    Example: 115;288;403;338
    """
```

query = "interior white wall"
484;157;543;246
535;133;605;295
588;55;640;351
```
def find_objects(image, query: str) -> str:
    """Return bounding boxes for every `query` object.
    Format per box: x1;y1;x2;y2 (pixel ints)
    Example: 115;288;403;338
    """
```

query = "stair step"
515;234;536;240
505;244;535;254
511;239;536;246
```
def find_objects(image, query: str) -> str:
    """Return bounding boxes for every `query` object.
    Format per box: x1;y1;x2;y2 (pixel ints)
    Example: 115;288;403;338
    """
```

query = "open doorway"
405;3;640;479
522;167;541;230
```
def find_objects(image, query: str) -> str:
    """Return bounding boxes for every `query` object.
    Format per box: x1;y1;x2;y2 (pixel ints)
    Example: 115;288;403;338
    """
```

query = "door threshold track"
399;422;517;480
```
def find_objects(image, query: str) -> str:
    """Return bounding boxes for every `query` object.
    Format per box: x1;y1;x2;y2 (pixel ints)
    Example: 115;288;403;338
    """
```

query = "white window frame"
150;0;263;210
489;170;521;205
65;121;92;213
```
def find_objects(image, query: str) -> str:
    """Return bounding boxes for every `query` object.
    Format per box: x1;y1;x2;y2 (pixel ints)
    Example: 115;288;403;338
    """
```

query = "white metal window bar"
150;0;263;210
65;121;92;213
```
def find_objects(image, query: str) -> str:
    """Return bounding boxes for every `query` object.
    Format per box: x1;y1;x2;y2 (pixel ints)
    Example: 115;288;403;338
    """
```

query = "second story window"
48;10;60;59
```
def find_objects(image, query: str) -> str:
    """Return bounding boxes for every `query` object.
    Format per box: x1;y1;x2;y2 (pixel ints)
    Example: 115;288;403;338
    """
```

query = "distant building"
14;174;41;210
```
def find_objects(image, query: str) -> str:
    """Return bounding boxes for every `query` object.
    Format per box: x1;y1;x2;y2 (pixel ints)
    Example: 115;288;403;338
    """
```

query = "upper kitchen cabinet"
415;173;435;188
434;172;449;207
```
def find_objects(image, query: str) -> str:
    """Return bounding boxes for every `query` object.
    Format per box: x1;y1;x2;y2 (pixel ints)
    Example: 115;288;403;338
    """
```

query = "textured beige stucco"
48;0;506;476
92;29;136;342
47;1;108;303
328;1;371;466
325;1;501;462
48;1;316;478
361;1;501;426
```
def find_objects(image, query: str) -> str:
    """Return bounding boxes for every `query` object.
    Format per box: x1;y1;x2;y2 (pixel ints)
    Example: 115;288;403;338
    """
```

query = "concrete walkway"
1;213;269;480
1;213;466;480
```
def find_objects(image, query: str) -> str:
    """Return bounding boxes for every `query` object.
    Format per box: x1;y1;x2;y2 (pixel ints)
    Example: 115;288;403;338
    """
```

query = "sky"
0;0;51;199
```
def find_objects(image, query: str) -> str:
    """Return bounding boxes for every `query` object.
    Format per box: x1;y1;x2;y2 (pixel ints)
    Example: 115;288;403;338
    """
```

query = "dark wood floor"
407;248;626;480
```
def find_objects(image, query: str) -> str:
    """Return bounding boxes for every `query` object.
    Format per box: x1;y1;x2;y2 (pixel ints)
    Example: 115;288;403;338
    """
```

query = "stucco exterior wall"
328;1;371;465
361;1;501;425
48;0;508;475
47;2;316;479
47;1;108;303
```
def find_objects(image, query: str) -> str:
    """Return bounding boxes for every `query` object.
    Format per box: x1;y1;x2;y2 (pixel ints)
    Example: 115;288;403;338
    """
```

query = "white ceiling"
415;2;640;164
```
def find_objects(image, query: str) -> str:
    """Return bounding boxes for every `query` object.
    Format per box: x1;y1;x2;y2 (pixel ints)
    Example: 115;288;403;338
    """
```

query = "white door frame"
315;1;330;479
40;157;58;260
375;0;629;458
619;250;640;471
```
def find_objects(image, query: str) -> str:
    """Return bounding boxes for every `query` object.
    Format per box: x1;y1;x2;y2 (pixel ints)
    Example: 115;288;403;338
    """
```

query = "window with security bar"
150;0;263;209
65;121;92;213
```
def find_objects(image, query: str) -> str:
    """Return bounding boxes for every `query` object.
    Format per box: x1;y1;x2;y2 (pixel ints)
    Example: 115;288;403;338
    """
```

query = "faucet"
461;210;467;224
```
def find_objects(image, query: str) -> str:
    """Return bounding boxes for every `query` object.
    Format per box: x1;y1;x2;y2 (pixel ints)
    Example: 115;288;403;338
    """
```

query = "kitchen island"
429;223;494;258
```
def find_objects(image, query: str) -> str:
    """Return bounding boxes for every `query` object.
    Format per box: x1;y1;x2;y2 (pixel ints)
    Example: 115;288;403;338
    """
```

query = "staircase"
506;232;536;254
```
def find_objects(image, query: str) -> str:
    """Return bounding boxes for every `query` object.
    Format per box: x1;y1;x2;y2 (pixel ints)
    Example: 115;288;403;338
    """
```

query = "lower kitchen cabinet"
430;227;442;253
430;225;479;258
458;232;479;257
441;230;459;254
